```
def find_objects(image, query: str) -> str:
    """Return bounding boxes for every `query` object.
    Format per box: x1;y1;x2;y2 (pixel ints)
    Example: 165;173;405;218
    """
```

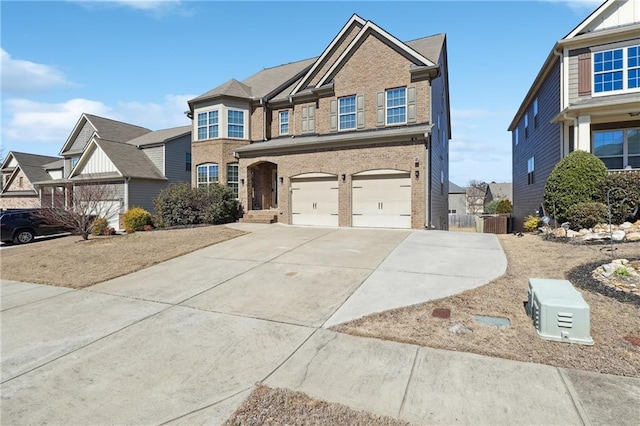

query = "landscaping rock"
432;308;451;319
626;232;640;242
612;230;626;241
448;323;472;334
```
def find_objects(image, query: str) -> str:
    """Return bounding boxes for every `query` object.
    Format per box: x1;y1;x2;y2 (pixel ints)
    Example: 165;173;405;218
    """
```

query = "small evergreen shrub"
125;227;135;234
484;200;499;214
496;199;513;214
523;215;542;232
598;171;640;224
543;151;608;223
153;183;240;227
566;202;607;230
123;207;152;231
91;217;108;236
104;227;116;236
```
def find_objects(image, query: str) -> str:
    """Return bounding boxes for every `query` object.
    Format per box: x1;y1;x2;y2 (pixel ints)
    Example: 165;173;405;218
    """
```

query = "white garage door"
291;175;339;226
80;200;121;230
352;171;411;228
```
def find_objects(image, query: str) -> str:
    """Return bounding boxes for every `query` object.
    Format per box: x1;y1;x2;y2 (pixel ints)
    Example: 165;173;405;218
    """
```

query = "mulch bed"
567;258;640;307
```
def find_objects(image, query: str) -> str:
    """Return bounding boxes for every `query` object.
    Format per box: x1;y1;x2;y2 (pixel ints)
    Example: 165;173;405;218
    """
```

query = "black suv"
0;209;69;244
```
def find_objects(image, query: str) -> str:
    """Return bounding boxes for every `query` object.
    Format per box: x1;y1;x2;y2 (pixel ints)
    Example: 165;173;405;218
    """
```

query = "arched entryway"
247;161;278;211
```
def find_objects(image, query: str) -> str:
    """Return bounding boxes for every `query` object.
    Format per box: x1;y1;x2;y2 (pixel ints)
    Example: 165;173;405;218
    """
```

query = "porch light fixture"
279;176;283;184
415;170;420;179
341;174;346;181
240;178;245;185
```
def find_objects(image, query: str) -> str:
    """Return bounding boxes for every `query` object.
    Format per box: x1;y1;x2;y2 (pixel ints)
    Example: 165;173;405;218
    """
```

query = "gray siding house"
508;0;640;230
37;114;192;230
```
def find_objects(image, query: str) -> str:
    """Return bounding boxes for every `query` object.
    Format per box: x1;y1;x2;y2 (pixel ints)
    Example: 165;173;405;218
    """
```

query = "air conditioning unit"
527;278;593;345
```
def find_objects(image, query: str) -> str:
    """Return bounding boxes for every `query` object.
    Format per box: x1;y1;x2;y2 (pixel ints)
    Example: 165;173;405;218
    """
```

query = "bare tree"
466;180;488;214
37;182;121;240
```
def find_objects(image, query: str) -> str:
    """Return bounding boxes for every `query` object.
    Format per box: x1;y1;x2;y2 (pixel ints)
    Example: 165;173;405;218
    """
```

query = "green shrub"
153;183;240;227
543;151;608;223
484;200;499;214
91;217;108;236
523;215;542;232
123;207;152;231
496;199;513;214
598;171;640;224
566;202;607;230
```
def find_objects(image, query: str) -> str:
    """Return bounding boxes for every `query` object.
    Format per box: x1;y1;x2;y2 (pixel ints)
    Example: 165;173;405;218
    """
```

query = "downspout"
260;98;267;141
553;46;565;157
426;134;433;229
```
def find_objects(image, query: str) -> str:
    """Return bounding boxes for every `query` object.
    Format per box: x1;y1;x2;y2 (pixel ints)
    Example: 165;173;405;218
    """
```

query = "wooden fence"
448;214;476;228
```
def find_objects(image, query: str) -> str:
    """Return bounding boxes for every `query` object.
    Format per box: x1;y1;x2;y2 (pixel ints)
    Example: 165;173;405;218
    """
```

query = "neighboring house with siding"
484;182;513;210
508;0;640;230
448;182;467;214
189;14;451;229
34;114;192;230
1;152;63;209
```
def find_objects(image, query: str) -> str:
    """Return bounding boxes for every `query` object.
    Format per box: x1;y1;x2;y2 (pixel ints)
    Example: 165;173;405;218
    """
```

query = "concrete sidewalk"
265;329;640;425
1;225;638;425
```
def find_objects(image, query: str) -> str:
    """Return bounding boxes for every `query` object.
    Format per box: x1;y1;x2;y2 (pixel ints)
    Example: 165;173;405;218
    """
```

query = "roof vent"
526;278;593;345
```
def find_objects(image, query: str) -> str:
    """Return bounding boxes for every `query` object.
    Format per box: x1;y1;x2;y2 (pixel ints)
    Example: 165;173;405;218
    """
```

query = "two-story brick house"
509;0;640;230
189;14;451;229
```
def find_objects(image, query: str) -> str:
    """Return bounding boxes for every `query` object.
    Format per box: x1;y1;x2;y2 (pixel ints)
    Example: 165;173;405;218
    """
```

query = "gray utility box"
527;278;593;345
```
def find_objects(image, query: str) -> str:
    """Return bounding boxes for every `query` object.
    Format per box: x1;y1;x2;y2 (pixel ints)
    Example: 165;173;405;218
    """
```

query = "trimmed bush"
153;183;240;227
91;217;108;236
523;215;542;232
496;199;513;214
104;227;116;236
543;151;608;223
566;202;608;230
598;171;640;224
123;207;152;231
484;200;499;214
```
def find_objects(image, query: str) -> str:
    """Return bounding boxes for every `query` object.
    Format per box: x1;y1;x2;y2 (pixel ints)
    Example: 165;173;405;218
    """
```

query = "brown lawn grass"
0;226;246;289
334;234;640;377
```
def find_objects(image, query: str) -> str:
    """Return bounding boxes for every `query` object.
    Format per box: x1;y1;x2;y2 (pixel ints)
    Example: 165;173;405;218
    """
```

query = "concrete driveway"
2;224;638;425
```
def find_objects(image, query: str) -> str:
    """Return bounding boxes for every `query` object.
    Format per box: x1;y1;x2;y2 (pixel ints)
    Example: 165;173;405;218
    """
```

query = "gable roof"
448;181;466;194
509;0;639;130
1;152;62;190
486;182;513;201
126;125;191;147
60;114;151;155
190;15;445;108
316;19;437;88
290;14;367;95
71;138;166;181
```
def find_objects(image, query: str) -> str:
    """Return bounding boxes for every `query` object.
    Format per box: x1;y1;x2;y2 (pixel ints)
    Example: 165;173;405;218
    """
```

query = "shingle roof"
92;139;166;180
42;159;64;170
189;79;254;103
126;125;191;147
190;29;444;108
5;152;62;185
406;33;446;64
449;181;466;194
85;114;151;143
487;183;513;201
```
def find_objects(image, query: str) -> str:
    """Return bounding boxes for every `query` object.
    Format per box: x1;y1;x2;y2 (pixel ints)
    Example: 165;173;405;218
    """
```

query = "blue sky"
1;0;603;186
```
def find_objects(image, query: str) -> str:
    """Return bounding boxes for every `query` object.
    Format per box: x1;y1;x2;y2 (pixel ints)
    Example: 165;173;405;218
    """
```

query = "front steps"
240;210;278;224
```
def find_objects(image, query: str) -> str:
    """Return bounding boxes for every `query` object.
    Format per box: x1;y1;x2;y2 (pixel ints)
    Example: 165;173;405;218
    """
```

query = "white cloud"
1;49;76;94
70;0;188;15
543;0;603;13
1;94;195;149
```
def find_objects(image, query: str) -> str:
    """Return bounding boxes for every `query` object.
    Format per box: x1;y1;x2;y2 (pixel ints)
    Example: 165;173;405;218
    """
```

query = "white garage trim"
291;174;338;226
352;170;411;229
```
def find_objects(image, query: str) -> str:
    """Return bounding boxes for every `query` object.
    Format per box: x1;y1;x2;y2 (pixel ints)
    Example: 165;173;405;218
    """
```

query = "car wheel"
15;230;35;244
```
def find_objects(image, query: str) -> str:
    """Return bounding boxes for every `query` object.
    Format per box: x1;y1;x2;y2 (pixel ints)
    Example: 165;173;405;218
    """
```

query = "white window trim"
279;110;289;136
592;44;640;97
385;87;407;126
196;110;219;141
338;95;357;131
195;107;248;140
196;163;219;188
226;109;246;140
226;162;239;198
